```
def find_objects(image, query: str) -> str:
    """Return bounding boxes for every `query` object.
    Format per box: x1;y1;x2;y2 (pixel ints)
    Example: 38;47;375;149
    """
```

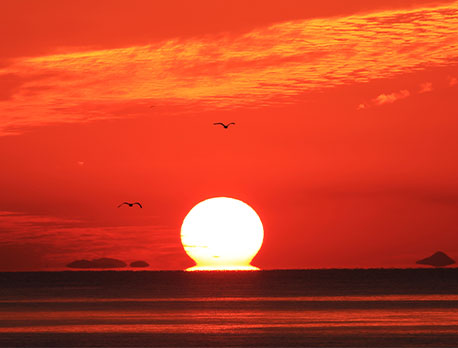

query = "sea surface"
0;269;457;347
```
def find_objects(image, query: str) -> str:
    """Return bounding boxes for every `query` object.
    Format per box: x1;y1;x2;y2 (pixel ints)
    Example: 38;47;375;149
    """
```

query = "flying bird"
118;202;143;208
213;122;235;129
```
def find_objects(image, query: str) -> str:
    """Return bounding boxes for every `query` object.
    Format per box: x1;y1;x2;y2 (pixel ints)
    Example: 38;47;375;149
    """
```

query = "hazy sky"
1;0;457;270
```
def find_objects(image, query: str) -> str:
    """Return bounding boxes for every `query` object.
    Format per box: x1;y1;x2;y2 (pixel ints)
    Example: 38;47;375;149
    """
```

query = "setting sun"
181;197;264;271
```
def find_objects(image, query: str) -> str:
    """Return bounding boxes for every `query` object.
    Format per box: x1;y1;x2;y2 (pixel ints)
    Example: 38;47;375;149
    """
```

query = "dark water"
1;269;458;347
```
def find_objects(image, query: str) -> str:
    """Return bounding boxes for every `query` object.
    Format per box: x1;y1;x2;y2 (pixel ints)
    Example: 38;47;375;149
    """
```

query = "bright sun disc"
181;197;264;271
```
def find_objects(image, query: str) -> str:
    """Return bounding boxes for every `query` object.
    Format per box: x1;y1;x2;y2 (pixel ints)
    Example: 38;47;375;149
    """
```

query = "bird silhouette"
118;202;143;208
213;122;235;129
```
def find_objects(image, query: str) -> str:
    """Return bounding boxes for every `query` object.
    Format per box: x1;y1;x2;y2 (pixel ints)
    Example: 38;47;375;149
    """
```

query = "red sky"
1;0;458;271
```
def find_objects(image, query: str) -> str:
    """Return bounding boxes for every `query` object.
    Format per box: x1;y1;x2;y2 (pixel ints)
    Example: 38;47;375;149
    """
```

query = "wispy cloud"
373;90;410;106
0;211;80;230
0;211;183;269
419;82;433;93
0;2;457;134
358;75;455;109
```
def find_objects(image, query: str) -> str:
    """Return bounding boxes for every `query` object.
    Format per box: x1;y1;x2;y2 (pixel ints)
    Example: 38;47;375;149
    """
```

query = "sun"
181;197;264;271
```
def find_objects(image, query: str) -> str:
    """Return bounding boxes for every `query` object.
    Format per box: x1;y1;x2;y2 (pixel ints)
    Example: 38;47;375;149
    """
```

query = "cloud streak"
373;90;411;105
419;82;433;93
0;211;183;270
0;2;457;134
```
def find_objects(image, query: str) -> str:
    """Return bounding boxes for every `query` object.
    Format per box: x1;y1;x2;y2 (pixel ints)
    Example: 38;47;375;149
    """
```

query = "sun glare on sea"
181;197;264;271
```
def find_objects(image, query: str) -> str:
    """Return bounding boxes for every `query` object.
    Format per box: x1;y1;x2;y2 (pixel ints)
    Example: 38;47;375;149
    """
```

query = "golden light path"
181;197;264;271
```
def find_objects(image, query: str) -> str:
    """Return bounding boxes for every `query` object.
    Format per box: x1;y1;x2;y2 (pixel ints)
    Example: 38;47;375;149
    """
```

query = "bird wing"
117;202;129;208
228;122;235;126
134;202;143;208
213;122;224;126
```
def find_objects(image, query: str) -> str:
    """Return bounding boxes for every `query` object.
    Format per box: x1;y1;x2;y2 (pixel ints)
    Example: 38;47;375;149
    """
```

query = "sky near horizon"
1;0;458;270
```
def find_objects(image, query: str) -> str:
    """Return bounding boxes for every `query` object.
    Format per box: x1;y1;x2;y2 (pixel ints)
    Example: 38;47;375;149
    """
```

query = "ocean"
0;269;457;347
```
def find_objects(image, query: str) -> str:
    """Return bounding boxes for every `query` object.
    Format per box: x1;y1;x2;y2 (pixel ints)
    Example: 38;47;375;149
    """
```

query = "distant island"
66;258;127;269
416;251;456;267
66;258;151;269
130;260;149;268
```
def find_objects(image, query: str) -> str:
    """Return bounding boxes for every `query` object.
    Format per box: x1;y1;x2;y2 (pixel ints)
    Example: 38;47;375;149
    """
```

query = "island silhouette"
130;260;149;268
416;251;456;267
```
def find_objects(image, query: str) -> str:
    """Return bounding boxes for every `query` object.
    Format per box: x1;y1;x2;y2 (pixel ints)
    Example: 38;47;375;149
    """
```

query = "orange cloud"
419;82;433;93
373;90;410;106
0;2;457;134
